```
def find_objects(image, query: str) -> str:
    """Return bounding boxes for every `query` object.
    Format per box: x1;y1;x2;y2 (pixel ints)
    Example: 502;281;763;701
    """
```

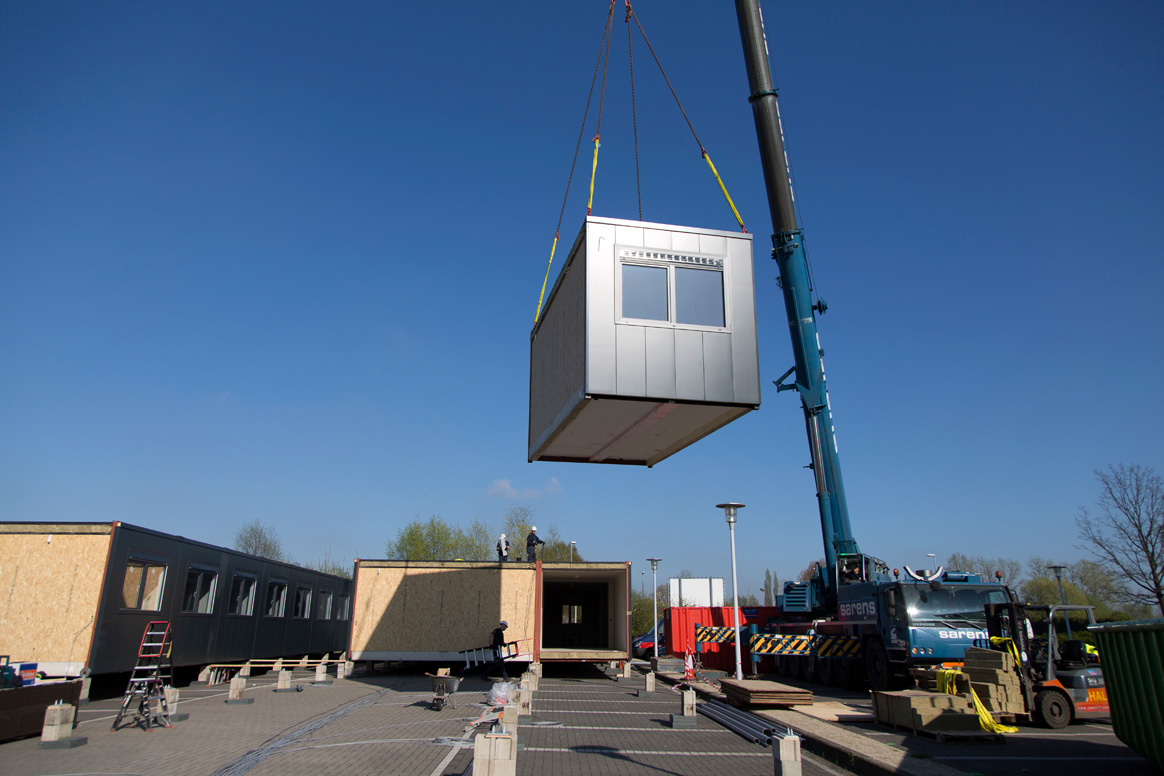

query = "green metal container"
1088;618;1164;771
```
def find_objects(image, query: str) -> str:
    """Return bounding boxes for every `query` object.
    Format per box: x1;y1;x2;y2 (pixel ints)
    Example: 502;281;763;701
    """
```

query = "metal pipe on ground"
698;702;771;746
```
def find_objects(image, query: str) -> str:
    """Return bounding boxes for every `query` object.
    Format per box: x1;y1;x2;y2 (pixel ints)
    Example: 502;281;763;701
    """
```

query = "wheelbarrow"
426;671;461;710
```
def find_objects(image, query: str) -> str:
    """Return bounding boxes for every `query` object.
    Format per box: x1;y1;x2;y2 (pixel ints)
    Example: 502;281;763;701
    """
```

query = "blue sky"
3;1;1162;597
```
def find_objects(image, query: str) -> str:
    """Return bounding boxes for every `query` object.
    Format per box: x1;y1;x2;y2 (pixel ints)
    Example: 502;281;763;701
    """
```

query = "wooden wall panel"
351;562;536;654
0;527;113;668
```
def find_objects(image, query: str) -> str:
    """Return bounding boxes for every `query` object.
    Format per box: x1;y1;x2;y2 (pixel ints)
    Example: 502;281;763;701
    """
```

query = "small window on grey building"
622;264;668;321
229;573;257;616
121;557;167;610
182;565;218;614
317;590;333;620
266;580;288;618
293;587;312;619
337;594;351;621
675;267;725;327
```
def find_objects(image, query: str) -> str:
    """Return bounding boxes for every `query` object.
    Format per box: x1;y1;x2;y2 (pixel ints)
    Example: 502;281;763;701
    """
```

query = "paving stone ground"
1;666;842;776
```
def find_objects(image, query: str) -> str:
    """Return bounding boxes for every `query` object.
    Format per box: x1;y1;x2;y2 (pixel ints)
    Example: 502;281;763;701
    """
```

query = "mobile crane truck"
728;0;1015;691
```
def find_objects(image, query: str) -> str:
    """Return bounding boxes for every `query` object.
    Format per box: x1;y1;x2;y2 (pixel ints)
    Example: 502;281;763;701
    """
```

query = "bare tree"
946;553;1023;586
233;519;286;561
1076;464;1164;616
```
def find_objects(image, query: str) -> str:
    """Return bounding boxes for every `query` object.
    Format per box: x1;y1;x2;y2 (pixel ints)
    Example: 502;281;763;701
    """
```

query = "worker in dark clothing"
490;620;510;680
496;533;510;562
526;526;546;562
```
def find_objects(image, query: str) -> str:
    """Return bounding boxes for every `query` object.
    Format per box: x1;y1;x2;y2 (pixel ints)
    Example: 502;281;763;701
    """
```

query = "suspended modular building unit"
530;215;760;466
349;560;630;664
0;522;353;677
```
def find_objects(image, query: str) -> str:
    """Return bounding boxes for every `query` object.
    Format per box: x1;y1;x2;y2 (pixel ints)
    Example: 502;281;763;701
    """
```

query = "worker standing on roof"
497;534;510;562
526;526;546;562
491;620;510;680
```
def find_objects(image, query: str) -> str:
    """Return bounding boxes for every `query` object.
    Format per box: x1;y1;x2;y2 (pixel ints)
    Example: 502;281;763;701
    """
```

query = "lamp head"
716;502;746;523
647;557;661;571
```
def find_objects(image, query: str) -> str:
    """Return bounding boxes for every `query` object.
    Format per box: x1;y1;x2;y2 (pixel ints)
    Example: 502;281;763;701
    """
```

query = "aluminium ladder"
111;621;174;731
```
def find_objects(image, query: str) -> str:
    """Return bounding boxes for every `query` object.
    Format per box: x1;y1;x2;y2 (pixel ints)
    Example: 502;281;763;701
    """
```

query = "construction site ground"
4;663;846;776
666;664;1158;776
2;662;1157;776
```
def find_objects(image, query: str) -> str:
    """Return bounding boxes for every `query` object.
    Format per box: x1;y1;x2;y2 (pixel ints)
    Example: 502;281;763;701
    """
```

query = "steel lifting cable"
627;7;747;233
534;1;617;326
626;1;642;221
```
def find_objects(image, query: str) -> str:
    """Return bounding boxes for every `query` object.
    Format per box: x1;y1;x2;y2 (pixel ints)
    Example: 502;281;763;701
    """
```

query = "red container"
664;606;782;673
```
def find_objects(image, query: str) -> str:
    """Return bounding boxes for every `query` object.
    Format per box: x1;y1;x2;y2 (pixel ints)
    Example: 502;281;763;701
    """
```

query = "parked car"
632;620;664;659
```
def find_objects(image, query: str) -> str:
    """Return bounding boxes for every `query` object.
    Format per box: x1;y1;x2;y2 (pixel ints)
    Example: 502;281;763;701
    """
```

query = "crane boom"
733;0;858;598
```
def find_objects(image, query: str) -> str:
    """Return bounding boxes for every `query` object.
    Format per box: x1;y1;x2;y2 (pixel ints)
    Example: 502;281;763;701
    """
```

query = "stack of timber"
962;646;1027;718
872;690;988;739
720;678;813;707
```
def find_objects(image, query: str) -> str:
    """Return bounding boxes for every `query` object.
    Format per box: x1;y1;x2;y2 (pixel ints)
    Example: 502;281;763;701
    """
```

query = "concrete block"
41;703;75;742
315;664;328;682
773;735;802;776
197;666;212;684
240;662;251;678
343;661;354;678
38;736;88;749
530;662;543;678
669;713;698;729
682;688;697;716
229;676;247;701
78;677;92;705
298;654;309;668
500;704;519;735
473;731;517;776
621;662;633;679
273;658;284;672
516;688;532;716
278;670;291;690
645;672;656;693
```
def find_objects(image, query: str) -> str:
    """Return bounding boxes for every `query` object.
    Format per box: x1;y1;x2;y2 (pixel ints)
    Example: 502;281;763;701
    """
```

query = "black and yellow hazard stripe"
748;633;860;657
694;626;736;644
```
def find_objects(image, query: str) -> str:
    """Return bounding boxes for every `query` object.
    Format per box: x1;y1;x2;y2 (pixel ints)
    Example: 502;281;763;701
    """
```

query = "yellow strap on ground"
535;234;559;324
587;136;600;214
937;669;1018;734
703;151;746;232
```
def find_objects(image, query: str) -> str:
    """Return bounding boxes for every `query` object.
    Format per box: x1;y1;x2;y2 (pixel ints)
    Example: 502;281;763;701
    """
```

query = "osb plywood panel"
351;564;537;654
0;531;112;665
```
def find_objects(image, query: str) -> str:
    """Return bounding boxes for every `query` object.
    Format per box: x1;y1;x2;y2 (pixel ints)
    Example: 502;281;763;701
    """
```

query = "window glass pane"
294;587;312;619
141;565;166;610
622;264;668;321
121;562;145;608
317;590;333;620
122;559;167;610
337;594;351;621
267;581;287;617
229;575;256;616
675;267;724;327
182;568;217;613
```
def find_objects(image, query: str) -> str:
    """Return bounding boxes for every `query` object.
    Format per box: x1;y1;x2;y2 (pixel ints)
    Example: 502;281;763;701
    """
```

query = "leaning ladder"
111;621;173;731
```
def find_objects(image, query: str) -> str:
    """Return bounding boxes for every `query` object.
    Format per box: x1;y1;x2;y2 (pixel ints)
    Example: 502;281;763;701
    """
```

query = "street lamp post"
716;502;746;681
1048;565;1072;639
570;541;576;562
647;558;662;659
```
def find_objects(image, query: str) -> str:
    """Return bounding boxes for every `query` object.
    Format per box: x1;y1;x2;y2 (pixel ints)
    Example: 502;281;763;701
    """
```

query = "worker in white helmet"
526;526;545;562
496;533;510;562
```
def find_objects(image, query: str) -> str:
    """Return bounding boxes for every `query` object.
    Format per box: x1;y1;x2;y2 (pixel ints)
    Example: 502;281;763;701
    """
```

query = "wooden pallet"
881;720;1005;743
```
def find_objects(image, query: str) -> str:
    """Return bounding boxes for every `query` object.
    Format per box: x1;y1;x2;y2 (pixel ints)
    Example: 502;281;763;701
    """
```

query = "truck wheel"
1034;690;1071;729
835;657;860;690
864;641;892;692
816;659;837;687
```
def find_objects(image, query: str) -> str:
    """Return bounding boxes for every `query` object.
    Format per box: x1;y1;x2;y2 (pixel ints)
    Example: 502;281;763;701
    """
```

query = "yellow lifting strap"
937;669;1018;734
703;149;746;233
989;636;1023;669
535;233;560;325
587;135;601;215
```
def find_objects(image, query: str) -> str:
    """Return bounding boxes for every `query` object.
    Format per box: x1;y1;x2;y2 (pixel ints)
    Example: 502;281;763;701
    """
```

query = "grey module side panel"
529;241;587;449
